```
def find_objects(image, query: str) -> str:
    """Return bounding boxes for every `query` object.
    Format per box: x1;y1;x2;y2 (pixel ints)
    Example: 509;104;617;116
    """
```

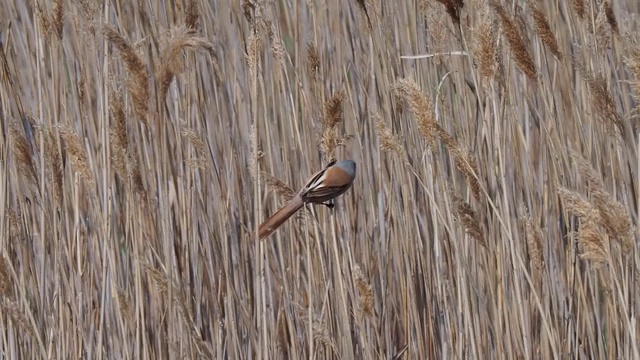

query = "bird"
258;159;357;240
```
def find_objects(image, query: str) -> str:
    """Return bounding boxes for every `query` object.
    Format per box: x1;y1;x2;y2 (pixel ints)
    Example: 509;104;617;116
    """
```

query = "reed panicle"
37;0;64;41
1;300;36;339
473;8;500;81
5;208;22;244
571;0;586;19
528;1;563;60
437;127;482;200
603;1;619;35
109;86;129;180
185;0;199;30
307;41;320;81
519;204;544;273
572;59;624;135
156;26;216;103
451;191;486;247
320;90;346;161
490;0;538;81
0;256;13;298
353;264;375;317
43;127;63;205
374;115;409;165
58;124;95;187
395;78;438;150
9;120;38;189
102;25;150;123
558;187;609;266
261;171;297;202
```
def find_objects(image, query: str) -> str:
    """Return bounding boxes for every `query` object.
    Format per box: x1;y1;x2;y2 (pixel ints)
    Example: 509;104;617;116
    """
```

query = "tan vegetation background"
1;0;640;358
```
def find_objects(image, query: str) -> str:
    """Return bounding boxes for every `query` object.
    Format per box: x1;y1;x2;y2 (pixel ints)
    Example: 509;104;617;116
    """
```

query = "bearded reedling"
258;159;356;240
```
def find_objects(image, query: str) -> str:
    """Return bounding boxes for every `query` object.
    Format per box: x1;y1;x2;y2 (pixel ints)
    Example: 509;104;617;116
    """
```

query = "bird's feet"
321;202;335;210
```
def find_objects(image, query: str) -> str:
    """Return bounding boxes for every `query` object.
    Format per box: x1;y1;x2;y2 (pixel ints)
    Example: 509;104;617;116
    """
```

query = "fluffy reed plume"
437;127;482;200
5;208;23;243
394;78;438;150
36;0;64;40
594;1;618;49
557;188;608;266
130;161;145;197
108;87;144;195
392;91;405;115
307;41;320;81
569;152;633;253
595;5;609;49
1;300;36;338
451;192;486;247
58;124;95;187
603;1;619;35
520;205;544;272
320;90;350;161
72;0;98;34
592;189;633;253
185;0;199;30
43;127;64;205
109;87;129;179
490;1;537;81
473;8;499;81
260;18;287;79
261;171;297;202
52;0;63;39
143;263;213;357
142;262;168;292
528;2;562;60
571;0;585;19
396;78;482;197
180;126;207;153
353;264;375;317
246;31;261;79
568;150;604;189
0;256;13;298
623;40;640;104
514;6;532;50
102;25;149;123
572;60;623;135
433;0;464;26
156;26;216;104
294;304;338;355
374;115;409;165
116;289;133;323
181;125;209;169
9;120;38;189
577;212;609;266
557;187;594;217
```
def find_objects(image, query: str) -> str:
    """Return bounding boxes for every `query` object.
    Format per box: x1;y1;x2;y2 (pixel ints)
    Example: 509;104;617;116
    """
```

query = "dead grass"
1;0;640;358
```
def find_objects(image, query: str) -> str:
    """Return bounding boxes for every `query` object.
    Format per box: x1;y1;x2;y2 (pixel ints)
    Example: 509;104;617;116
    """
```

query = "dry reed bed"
0;0;639;358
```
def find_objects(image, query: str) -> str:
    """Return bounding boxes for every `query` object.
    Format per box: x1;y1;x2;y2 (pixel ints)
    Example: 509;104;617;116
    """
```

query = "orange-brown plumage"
257;160;356;241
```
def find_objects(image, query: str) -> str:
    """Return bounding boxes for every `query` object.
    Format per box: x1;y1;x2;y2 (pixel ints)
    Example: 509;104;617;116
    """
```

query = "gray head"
334;160;356;179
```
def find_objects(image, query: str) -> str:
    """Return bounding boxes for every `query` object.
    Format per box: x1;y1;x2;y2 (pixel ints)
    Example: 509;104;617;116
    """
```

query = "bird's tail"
258;196;304;240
